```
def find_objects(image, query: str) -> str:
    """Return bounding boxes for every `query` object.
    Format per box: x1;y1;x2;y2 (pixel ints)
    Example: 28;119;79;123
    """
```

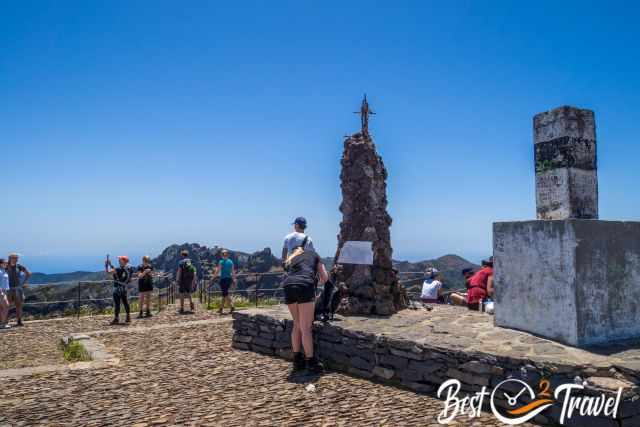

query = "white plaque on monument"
337;241;374;265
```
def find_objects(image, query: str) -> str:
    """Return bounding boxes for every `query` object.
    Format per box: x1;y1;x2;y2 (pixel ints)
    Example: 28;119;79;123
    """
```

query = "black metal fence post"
76;281;81;319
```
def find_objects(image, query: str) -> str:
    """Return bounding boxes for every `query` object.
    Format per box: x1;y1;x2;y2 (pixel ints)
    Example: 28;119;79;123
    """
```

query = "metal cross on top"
354;94;375;136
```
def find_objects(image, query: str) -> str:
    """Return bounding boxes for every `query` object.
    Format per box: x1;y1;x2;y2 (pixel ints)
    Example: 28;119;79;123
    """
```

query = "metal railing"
19;268;439;319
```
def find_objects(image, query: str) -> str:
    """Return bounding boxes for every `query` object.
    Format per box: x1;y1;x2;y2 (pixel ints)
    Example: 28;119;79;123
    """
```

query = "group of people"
104;248;238;324
0;253;32;329
420;257;494;311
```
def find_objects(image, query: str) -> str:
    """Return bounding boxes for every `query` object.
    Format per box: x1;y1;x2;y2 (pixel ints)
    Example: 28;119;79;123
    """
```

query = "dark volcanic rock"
334;132;406;316
152;243;279;277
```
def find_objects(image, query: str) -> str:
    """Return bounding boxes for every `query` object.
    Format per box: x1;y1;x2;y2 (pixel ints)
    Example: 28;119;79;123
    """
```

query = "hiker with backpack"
282;229;328;374
105;255;134;325
214;249;235;314
176;250;197;314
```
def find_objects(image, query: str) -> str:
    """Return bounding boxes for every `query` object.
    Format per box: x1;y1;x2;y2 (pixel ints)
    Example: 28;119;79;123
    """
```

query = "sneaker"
292;352;305;372
146;311;152;318
137;312;144;319
16;320;24;327
110;318;120;325
125;316;131;323
229;306;235;314
305;357;324;374
179;308;185;314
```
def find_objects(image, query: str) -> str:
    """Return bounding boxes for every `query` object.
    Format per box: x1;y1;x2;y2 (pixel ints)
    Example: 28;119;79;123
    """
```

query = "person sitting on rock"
282;217;315;261
466;258;493;311
282;236;328;374
420;267;443;304
448;268;474;306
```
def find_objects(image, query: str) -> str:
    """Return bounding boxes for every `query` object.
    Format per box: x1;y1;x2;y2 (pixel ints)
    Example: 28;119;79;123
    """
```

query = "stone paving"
0;305;533;426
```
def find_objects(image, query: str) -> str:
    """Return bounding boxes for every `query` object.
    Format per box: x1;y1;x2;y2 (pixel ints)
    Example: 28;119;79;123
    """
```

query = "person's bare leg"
0;294;7;324
179;295;185;312
287;303;301;353
298;302;315;358
15;297;23;324
450;293;467;306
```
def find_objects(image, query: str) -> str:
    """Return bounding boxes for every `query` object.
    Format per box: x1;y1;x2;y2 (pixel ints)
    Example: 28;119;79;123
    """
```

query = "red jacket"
467;267;493;304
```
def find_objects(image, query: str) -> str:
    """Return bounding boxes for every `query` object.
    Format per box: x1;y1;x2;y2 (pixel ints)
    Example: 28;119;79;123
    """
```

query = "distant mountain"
20;243;480;318
30;271;108;285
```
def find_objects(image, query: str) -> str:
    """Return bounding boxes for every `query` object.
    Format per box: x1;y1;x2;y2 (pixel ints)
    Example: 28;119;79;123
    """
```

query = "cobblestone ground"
0;306;532;426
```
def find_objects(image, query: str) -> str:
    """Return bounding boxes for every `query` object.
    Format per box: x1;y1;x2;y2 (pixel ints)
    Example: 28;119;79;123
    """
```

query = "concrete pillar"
534;106;598;219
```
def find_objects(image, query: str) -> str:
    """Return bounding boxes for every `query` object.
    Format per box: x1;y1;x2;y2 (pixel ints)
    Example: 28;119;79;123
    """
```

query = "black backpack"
314;279;343;322
180;259;196;286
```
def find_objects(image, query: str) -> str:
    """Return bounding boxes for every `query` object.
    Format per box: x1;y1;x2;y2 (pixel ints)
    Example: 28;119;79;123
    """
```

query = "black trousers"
113;287;130;319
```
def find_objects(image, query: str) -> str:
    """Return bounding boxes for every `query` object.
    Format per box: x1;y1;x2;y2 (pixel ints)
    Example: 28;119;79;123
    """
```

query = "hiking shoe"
190;302;195;311
125;316;131;323
305;357;324;374
137;312;144;319
229;306;235;314
16;320;24;327
110;318;120;325
217;307;224;314
146;311;152;318
179;309;185;314
292;352;305;372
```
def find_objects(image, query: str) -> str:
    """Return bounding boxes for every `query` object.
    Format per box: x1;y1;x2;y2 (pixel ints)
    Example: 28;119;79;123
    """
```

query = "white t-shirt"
421;279;442;300
283;232;314;257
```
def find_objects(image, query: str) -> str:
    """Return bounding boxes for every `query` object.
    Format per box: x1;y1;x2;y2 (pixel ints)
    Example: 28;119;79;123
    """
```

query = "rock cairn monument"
494;106;640;346
334;96;405;316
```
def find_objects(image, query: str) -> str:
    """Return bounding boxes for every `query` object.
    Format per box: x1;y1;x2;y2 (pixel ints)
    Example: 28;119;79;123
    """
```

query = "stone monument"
534;106;598;219
494;106;640;347
334;96;405;316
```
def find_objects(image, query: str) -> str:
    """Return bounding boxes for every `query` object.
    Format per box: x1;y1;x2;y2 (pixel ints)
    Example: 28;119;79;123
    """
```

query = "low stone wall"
232;309;640;427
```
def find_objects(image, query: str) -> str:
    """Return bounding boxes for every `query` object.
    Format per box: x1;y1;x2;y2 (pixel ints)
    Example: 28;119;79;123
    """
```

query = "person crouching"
282;239;328;373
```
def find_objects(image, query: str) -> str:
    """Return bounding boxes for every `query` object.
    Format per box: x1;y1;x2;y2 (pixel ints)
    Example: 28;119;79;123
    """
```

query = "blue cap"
293;217;307;228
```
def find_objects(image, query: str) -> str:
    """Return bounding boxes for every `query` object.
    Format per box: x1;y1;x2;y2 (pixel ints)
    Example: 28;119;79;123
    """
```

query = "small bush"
61;340;92;362
205;295;280;310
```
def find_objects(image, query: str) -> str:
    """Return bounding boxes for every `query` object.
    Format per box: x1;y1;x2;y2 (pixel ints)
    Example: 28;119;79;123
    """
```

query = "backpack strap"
300;235;309;250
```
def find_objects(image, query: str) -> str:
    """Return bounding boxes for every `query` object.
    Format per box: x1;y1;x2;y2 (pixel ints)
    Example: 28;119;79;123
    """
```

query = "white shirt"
283;232;314;257
0;268;9;291
421;279;442;300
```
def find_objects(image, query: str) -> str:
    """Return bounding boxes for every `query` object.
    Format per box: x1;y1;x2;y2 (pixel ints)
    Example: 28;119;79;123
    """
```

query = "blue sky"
2;1;640;273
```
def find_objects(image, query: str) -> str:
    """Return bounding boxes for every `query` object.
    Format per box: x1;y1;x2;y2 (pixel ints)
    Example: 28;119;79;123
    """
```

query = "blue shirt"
0;268;9;291
218;259;234;279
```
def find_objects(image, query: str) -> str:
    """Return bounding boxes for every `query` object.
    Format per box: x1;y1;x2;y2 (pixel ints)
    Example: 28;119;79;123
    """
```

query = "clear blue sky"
2;1;639;273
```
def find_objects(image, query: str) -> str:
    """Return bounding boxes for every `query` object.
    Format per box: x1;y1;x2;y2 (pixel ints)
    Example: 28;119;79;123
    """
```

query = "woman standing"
0;259;10;329
137;255;154;318
282;237;328;373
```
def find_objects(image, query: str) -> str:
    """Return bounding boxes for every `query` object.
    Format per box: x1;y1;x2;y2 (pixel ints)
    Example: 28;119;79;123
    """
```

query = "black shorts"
219;277;232;297
284;283;315;305
138;280;153;293
179;281;192;295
